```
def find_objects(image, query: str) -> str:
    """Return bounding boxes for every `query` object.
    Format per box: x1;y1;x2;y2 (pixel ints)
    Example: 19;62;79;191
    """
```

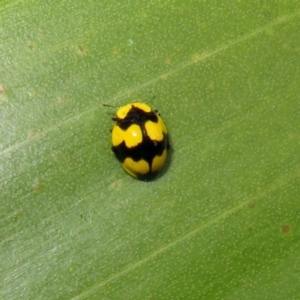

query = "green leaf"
1;1;300;299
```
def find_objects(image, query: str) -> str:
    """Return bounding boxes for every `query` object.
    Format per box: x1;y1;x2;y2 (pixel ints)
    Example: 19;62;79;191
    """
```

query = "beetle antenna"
103;104;119;108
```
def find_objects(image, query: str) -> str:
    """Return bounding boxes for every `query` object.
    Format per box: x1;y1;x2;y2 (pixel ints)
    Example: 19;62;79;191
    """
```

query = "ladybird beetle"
109;102;170;181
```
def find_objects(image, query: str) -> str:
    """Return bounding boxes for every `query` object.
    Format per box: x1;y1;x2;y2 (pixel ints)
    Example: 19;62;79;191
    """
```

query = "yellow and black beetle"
108;102;170;181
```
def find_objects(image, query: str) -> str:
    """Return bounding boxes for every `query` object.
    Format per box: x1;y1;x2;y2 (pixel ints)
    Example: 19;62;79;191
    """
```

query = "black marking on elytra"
137;170;159;181
112;105;159;130
112;132;168;164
